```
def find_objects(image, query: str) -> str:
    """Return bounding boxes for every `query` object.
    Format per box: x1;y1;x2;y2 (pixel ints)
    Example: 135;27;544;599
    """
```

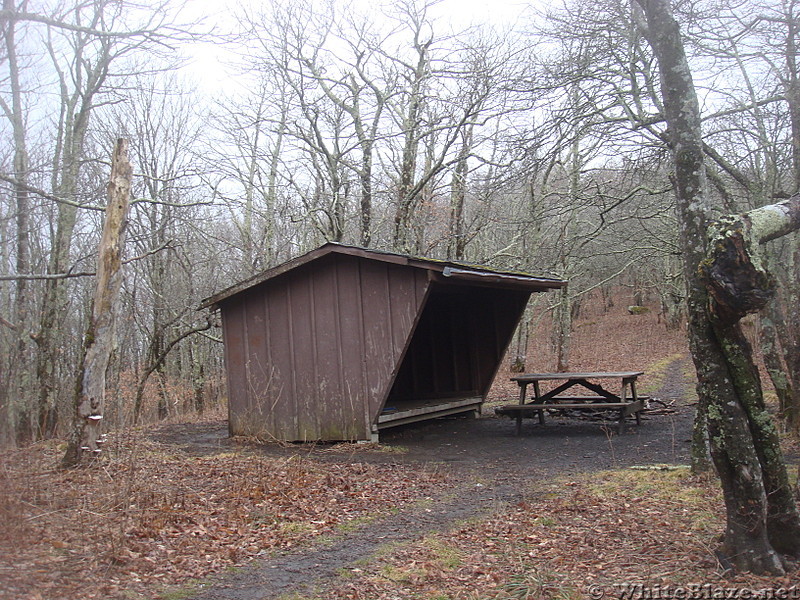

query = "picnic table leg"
626;378;643;426
516;383;527;435
631;379;642;425
532;381;545;425
619;376;640;432
620;378;630;403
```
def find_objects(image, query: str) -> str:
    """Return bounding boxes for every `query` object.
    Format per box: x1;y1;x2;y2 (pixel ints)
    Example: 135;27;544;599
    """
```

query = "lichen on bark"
701;219;775;324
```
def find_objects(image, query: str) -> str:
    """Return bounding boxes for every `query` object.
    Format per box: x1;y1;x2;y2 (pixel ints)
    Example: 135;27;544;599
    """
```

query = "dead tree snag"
61;139;132;468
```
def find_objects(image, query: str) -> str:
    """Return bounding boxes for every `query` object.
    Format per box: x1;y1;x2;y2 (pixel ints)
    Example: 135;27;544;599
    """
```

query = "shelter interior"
377;283;530;429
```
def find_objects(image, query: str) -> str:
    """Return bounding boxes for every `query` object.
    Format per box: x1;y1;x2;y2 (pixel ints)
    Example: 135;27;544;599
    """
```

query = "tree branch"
0;9;182;40
702;195;800;323
0;241;175;281
136;318;214;393
0;173;106;211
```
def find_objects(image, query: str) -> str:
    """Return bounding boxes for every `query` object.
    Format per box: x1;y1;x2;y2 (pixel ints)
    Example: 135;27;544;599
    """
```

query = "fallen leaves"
0;430;447;600
315;469;800;600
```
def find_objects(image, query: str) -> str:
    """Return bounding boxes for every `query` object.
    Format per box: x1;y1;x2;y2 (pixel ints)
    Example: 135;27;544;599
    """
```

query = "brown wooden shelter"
201;243;566;442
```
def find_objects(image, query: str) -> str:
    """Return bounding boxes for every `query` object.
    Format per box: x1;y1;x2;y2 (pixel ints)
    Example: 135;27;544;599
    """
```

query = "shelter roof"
200;242;566;310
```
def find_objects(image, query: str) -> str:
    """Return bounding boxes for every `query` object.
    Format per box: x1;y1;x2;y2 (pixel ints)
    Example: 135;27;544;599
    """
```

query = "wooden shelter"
201;243;565;442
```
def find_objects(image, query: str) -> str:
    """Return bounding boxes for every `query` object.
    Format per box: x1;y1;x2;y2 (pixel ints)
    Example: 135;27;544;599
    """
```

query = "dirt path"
189;477;528;600
155;359;694;600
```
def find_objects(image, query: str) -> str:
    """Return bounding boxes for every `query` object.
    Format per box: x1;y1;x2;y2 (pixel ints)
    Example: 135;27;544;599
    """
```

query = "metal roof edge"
440;266;566;288
199;242;566;310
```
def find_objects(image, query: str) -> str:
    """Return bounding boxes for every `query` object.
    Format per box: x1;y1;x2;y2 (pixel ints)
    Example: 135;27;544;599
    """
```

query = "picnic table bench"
495;371;647;435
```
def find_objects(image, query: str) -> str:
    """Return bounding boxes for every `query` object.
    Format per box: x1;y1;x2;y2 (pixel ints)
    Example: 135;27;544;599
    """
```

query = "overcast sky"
179;0;540;94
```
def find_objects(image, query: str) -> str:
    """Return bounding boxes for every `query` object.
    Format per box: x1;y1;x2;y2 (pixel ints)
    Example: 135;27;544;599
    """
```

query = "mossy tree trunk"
702;201;800;562
637;0;800;574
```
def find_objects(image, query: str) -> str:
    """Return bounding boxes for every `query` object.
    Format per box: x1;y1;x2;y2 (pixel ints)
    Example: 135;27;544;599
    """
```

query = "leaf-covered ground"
0;434;447;600
314;468;800;600
6;434;797;600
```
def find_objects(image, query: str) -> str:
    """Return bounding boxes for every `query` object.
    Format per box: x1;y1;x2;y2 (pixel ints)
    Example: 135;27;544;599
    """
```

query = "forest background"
1;0;799;446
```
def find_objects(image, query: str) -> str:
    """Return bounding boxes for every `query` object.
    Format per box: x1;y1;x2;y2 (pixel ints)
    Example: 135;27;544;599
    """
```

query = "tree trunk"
703;200;800;557
637;0;800;573
551;122;581;373
36;107;88;439
133;318;212;423
156;369;169;421
393;40;428;253
3;0;34;442
784;244;800;432
151;232;168;421
359;140;374;248
448;127;472;260
189;341;205;415
62;139;132;468
689;387;711;474
760;301;795;429
785;0;800;193
778;0;800;435
265;98;287;265
777;2;800;436
553;287;572;372
36;14;116;440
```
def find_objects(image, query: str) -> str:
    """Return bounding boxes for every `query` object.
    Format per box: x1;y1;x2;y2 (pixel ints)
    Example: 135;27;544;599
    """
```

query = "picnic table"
495;371;647;435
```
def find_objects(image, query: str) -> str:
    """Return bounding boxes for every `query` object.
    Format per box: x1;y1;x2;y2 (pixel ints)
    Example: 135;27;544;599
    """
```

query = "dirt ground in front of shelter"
155;358;691;474
151;353;695;600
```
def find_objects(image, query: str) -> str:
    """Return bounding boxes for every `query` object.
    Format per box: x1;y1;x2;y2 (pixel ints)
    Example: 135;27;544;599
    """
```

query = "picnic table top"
511;371;644;382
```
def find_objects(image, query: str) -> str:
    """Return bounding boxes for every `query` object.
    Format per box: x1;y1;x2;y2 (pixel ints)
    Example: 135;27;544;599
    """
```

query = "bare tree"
291;6;394;247
207;73;291;275
497;0;677;370
385;0;497;253
108;74;209;423
0;0;201;441
0;0;34;442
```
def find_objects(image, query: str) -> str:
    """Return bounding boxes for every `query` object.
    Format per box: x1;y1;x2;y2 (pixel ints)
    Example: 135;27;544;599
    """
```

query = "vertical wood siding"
222;254;429;441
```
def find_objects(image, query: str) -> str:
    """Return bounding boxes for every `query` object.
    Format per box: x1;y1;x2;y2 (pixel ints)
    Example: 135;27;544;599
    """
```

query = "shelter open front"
377;284;532;430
